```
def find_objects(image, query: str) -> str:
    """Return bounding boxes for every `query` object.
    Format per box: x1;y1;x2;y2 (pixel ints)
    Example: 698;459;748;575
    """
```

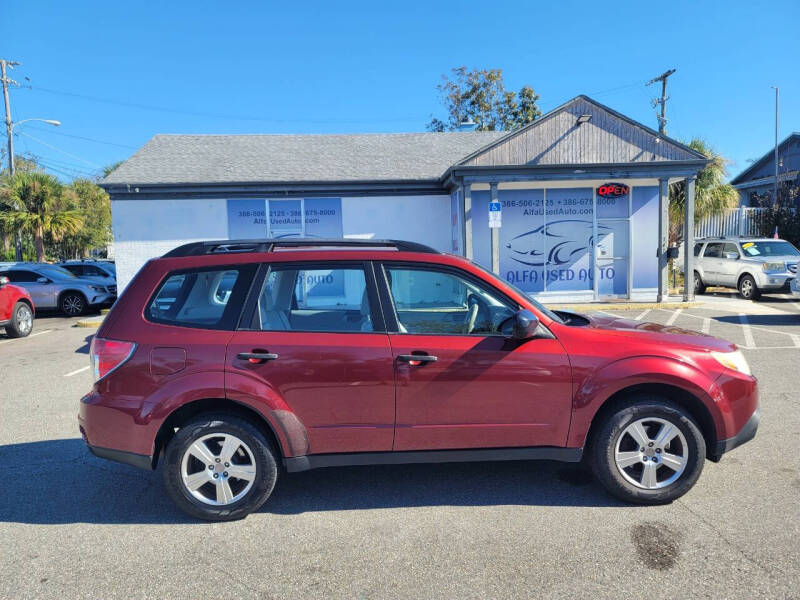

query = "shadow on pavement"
716;313;800;328
75;334;94;354
0;438;622;525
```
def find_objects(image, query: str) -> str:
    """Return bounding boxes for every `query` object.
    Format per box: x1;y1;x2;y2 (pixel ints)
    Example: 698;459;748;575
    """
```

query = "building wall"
111;194;452;290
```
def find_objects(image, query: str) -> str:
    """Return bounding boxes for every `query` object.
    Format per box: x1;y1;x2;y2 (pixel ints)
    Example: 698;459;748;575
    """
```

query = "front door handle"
397;354;438;365
237;351;279;364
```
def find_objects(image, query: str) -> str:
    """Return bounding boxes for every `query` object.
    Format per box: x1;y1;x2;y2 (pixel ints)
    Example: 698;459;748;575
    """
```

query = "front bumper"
754;272;793;291
712;407;759;459
87;292;113;306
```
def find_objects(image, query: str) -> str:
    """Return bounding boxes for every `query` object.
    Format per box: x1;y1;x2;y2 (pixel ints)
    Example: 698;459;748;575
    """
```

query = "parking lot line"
0;329;52;345
634;309;650;321
738;314;755;348
665;309;682;326
64;365;90;377
701;317;711;334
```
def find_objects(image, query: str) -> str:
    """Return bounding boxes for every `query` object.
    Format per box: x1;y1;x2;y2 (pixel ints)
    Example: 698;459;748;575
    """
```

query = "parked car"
56;261;117;301
689;236;799;299
0;263;114;316
0;275;34;337
79;238;759;520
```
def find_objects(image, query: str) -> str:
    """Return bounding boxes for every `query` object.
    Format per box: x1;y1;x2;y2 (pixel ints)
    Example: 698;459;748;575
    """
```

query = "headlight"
89;285;106;292
762;262;785;273
710;350;751;376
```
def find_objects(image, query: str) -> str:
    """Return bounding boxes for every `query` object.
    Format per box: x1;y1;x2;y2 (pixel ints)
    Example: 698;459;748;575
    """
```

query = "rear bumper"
712;407;759;459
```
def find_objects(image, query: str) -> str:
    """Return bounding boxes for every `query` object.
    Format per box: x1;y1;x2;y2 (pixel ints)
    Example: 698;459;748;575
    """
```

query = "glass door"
595;219;630;298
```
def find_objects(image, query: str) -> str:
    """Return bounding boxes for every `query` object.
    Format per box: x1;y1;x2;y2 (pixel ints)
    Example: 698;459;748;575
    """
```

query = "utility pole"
1;58;22;260
771;86;779;205
646;68;676;136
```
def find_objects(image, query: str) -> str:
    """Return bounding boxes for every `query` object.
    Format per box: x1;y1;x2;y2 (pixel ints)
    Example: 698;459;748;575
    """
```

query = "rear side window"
703;243;722;258
693;243;703;257
146;265;256;330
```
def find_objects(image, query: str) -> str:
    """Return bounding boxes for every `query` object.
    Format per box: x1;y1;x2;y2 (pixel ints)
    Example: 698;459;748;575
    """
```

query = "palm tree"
0;172;83;262
669;138;739;245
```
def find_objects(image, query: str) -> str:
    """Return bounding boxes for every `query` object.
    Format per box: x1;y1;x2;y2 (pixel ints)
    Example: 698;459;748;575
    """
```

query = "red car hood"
579;312;737;353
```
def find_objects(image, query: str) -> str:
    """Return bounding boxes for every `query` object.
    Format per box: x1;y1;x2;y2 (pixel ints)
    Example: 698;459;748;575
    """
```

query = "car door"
717;243;741;287
379;262;573;452
701;243;723;285
225;261;396;454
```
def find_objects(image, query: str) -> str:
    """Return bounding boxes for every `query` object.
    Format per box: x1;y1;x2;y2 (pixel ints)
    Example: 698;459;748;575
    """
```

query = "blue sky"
3;0;797;181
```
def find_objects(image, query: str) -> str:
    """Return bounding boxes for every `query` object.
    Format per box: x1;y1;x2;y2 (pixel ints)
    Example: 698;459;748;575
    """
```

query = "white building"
101;95;708;302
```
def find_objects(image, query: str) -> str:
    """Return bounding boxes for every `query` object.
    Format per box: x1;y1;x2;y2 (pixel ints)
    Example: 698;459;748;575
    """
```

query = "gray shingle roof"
103;131;507;186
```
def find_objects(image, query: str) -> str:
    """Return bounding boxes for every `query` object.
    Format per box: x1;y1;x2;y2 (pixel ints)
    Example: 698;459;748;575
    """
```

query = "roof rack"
162;238;441;258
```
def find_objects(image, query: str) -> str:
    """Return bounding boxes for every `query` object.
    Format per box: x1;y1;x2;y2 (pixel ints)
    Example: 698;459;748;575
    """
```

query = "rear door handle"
397;354;438;365
237;351;279;364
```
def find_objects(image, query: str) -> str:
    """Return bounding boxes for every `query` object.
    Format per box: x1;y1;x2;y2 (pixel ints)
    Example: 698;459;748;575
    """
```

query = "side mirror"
510;309;540;340
724;252;739;260
36;277;49;284
0;276;8;287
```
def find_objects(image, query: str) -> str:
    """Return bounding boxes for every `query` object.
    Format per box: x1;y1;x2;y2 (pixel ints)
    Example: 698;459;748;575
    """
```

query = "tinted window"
694;243;704;257
254;266;374;332
62;265;84;276
82;265;106;277
384;266;517;335
703;243;723;258
3;270;39;283
36;265;77;280
147;265;255;330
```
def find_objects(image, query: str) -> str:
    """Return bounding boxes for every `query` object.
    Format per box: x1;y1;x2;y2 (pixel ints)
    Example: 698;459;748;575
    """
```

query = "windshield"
468;260;564;324
740;241;800;257
37;265;78;279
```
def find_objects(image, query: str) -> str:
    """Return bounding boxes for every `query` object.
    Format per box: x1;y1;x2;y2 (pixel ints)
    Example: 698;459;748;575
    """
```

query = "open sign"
597;183;630;198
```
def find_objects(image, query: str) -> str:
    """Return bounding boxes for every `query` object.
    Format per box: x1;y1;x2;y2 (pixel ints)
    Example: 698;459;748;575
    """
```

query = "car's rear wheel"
163;414;278;521
60;292;86;316
5;302;33;338
590;397;705;504
693;271;706;295
738;274;760;300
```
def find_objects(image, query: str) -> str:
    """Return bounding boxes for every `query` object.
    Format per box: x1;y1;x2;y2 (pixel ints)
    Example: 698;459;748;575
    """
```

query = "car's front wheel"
738;274;760;300
60;292;87;316
163;414;278;521
591;397;705;504
5;301;33;338
693;271;706;295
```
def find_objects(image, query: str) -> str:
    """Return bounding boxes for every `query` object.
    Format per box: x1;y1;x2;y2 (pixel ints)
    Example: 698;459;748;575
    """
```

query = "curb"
74;317;104;328
548;302;699;311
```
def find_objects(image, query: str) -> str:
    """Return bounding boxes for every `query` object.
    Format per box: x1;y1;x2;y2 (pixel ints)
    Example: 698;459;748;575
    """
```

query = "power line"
19;84;425;124
21;123;137;149
15;130;101;167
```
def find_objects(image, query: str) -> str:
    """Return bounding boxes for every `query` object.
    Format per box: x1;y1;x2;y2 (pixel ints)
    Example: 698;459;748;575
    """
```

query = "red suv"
0;275;34;338
79;239;759;520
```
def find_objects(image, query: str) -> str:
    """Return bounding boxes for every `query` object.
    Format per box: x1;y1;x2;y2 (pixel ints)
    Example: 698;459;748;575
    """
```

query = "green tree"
48;178;111;259
427;66;542;132
0;172;83;262
668;138;739;244
102;161;123;178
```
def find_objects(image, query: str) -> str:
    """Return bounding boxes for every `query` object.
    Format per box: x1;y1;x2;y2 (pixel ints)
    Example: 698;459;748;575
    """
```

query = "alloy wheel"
63;295;84;316
180;433;257;505
614;417;688;490
740;278;754;298
16;305;33;334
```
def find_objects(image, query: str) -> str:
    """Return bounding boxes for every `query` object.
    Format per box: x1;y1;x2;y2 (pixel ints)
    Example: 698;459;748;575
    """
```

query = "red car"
79;239;759;520
0;275;34;338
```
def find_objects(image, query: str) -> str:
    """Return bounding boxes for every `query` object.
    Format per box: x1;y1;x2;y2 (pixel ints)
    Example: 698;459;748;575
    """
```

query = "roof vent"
457;119;478;132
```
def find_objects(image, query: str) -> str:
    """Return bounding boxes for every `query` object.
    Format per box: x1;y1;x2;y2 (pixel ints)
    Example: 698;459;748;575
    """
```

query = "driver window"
384;266;516;335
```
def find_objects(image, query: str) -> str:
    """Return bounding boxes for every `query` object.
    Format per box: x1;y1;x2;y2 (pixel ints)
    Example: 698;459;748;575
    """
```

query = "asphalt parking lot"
1;298;799;599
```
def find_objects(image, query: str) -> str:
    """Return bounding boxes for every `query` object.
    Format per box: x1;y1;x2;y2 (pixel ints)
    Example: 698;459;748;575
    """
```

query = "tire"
5;302;33;338
163;414;278;521
693;271;706;295
738;274;760;300
60;292;87;317
590;396;705;505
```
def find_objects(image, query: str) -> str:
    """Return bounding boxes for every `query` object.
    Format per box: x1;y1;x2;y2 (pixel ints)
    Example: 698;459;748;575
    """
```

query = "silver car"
56;261;117;299
691;237;799;299
0;263;114;316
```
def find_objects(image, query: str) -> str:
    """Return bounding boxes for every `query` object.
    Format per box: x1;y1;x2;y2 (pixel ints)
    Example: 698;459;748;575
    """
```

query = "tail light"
90;337;137;382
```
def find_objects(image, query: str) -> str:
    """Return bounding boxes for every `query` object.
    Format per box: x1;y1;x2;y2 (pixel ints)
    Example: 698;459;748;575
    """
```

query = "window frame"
238;260;387;334
144;263;258;331
376;261;521;337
